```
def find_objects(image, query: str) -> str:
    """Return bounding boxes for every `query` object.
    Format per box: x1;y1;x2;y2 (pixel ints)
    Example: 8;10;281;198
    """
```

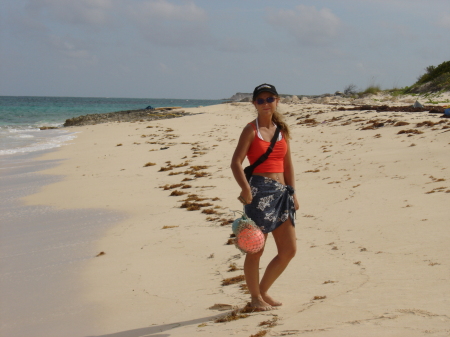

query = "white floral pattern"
245;175;296;233
275;182;286;191
251;186;259;197
257;195;274;211
264;210;277;222
280;211;289;223
263;177;272;184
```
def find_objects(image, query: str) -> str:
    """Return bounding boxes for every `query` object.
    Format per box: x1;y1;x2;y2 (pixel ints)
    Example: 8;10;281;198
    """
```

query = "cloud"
437;13;450;28
266;5;342;46
25;0;114;27
131;0;207;22
48;35;97;62
217;37;253;53
128;0;213;47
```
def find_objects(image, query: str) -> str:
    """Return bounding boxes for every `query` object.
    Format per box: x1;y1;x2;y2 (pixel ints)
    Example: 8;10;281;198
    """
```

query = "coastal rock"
281;95;301;104
290;95;301;103
63;109;190;127
314;97;331;104
229;92;252;101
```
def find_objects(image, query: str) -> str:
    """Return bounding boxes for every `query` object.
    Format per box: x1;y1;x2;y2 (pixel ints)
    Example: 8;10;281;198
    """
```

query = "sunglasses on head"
255;97;276;105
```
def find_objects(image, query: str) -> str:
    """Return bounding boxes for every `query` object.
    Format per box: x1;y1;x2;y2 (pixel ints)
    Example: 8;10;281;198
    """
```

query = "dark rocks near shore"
63;108;189;127
338;105;445;114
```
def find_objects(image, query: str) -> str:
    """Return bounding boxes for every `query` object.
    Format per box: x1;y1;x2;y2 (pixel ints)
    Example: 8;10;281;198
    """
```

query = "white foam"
0;131;78;156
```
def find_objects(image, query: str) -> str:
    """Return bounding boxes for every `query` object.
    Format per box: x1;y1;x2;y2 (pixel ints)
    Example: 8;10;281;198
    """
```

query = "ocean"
0;96;224;156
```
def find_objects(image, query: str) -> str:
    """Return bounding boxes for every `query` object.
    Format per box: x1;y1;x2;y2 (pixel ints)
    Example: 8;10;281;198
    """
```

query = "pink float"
236;225;265;254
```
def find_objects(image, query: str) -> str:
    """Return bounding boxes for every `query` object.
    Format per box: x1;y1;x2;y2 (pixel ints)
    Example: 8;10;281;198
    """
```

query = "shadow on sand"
86;314;220;337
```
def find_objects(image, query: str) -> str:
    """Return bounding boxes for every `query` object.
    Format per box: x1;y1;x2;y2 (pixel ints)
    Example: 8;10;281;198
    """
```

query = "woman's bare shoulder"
241;122;256;138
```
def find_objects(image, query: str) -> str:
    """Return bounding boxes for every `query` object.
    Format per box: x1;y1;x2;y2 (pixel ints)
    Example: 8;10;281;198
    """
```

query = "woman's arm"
283;138;300;210
230;124;255;204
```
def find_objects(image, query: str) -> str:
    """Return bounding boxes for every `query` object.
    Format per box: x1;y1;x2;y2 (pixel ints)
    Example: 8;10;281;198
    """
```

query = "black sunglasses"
255;97;276;105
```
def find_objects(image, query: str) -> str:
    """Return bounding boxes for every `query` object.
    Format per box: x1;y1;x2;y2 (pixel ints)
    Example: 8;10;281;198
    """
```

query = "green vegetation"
362;85;382;95
405;60;450;93
344;60;450;99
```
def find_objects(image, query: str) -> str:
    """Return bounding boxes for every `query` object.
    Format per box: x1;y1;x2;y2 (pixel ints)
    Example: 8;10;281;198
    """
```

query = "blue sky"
1;0;449;99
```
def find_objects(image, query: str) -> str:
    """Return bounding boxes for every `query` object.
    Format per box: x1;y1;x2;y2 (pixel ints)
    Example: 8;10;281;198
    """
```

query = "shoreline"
11;100;450;336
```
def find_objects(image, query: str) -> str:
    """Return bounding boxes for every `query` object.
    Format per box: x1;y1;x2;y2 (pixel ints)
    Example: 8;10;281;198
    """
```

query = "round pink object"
237;227;265;254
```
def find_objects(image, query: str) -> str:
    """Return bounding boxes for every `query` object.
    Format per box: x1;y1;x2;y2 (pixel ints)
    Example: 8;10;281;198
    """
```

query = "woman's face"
253;91;279;117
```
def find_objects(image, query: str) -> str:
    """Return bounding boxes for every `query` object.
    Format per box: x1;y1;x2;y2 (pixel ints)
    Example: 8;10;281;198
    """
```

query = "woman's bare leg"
259;219;296;306
243;235;272;310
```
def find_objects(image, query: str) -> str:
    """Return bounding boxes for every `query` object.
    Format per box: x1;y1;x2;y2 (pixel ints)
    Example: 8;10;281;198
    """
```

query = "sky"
1;0;449;99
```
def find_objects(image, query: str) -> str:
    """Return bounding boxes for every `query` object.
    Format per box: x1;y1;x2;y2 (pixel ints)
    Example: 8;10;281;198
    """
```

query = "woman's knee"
279;245;296;261
244;246;265;261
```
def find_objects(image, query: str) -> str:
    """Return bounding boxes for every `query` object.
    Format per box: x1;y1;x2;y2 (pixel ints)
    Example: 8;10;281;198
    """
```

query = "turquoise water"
0;96;223;155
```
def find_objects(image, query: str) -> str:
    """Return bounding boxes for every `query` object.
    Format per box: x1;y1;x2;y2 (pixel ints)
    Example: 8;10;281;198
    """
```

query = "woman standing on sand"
231;83;299;310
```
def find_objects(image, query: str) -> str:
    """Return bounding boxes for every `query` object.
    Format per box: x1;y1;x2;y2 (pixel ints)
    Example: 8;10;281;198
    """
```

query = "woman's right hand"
238;187;253;205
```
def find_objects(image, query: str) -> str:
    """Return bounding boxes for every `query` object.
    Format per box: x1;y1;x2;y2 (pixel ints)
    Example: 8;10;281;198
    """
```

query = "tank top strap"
248;122;257;132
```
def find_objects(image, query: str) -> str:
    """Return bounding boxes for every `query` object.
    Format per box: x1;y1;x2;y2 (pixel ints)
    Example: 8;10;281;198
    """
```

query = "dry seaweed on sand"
202;208;219;215
161;183;183;190
214;302;266;323
179;201;213;210
397;129;424;135
258;316;279;328
304;169;320;173
250;330;268;337
313;295;327;300
222;274;245;286
239;284;250;294
191;165;209;170
162;225;178;229
159;161;189;172
143;162;156;167
220;218;233;226
227;263;239;271
182;194;208;202
170;190;186;196
416;121;436;127
214;309;249;323
297;118;319;126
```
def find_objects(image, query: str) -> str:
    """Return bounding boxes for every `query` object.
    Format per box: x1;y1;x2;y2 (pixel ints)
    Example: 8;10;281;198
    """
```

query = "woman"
230;83;299;311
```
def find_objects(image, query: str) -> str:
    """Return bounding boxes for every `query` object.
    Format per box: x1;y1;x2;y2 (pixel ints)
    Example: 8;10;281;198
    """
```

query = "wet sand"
0;152;125;337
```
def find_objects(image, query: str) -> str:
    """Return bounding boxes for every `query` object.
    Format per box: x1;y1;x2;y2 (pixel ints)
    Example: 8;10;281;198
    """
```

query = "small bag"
243;127;280;182
243;166;253;182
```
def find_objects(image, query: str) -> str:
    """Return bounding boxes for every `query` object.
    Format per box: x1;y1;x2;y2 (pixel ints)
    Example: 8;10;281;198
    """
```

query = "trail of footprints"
114;108;448;336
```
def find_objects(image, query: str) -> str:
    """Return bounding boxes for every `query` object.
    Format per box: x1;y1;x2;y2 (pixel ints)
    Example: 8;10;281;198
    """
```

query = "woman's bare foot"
249;297;273;311
262;293;282;307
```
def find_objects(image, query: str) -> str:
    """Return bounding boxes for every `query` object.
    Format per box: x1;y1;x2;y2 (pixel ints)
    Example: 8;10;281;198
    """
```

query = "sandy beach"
17;94;450;336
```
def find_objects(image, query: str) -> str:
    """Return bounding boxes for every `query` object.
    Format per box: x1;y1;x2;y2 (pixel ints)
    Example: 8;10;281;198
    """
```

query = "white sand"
24;98;450;336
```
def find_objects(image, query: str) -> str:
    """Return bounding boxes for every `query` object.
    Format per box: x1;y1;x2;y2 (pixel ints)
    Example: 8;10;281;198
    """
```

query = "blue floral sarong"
244;175;296;234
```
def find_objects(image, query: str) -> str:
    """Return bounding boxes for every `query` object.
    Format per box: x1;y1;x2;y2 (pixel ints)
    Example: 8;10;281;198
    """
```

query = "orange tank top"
246;122;287;173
